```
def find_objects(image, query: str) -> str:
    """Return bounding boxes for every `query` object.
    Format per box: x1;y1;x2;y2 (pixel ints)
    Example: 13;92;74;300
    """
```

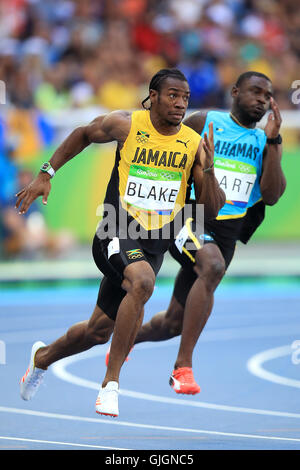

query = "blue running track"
0;277;300;450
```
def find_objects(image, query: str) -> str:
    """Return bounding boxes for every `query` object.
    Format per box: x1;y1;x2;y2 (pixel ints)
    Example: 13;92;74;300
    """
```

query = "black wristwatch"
266;134;282;145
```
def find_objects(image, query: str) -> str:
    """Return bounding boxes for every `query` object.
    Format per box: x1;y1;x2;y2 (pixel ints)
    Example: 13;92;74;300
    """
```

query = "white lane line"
0;435;130;450
50;348;300;419
247;345;300;389
1;407;300;444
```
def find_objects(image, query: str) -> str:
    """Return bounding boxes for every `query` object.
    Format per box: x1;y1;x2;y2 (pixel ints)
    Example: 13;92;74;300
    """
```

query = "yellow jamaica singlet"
103;109;201;232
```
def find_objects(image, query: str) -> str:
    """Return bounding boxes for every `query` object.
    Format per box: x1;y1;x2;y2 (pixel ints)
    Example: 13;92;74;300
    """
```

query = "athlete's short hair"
235;71;272;88
142;68;188;109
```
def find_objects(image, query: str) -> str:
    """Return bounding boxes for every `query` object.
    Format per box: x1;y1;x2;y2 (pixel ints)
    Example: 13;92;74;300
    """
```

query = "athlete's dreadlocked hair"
142;68;188;109
235;71;271;87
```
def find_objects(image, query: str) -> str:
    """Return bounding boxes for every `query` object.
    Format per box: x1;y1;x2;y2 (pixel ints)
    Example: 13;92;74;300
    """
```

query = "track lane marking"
0;435;130;450
1;407;300;444
51;347;300;419
247;344;300;388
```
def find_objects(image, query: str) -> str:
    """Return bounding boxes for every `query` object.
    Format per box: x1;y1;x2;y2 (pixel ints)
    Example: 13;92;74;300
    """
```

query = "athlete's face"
150;78;190;126
232;76;273;122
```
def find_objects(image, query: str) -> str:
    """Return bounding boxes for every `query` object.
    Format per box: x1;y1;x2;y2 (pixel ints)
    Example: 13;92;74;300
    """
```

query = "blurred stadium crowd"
1;0;300;110
0;0;299;259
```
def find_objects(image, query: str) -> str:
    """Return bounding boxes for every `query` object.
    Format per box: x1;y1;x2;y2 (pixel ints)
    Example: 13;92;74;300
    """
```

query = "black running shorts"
169;215;244;307
92;234;164;320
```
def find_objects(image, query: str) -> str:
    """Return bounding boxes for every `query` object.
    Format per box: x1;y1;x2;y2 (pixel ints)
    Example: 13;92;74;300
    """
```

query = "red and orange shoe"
169;367;201;395
105;345;133;367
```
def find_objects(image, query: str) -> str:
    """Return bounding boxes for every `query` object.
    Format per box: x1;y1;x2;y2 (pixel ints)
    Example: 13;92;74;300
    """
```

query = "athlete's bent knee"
194;250;225;288
208;258;225;281
130;275;155;303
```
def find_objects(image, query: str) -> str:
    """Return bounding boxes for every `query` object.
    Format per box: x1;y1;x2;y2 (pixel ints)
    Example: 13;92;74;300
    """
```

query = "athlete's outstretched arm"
260;98;286;205
193;123;225;220
15;111;131;214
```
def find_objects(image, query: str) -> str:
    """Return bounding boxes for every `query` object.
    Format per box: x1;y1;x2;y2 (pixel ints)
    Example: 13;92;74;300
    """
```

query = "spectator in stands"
0;0;299;113
0;0;299;261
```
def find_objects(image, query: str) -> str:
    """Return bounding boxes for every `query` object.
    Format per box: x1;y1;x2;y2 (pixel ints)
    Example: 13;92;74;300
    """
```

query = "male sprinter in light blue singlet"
132;71;286;394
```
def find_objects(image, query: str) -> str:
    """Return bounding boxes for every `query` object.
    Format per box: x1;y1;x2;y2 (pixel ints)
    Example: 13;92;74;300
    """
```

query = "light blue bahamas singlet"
192;110;267;219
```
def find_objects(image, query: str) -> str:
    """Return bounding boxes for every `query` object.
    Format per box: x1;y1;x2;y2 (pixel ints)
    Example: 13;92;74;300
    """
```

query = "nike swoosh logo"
169;375;181;390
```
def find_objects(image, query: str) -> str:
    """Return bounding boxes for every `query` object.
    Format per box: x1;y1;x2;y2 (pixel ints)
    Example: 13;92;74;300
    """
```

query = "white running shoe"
95;381;119;417
20;341;46;401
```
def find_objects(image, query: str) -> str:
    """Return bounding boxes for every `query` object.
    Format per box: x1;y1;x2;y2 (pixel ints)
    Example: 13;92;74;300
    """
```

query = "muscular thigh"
169;214;237;272
93;234;164;321
93;234;163;287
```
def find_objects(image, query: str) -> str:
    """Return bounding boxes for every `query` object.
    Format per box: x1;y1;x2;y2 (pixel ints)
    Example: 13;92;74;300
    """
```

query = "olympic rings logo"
126;250;144;260
160;172;177;181
136;137;149;144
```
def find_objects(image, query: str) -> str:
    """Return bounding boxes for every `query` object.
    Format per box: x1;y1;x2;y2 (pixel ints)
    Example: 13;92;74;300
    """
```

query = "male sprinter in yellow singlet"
16;69;225;417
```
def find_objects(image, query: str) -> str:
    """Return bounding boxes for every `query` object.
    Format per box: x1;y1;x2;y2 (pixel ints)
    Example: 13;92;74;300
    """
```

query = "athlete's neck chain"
230;112;252;129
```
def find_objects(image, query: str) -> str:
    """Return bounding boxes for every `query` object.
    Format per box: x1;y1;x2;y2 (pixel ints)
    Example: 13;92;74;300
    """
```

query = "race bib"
124;165;182;215
214;158;257;206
